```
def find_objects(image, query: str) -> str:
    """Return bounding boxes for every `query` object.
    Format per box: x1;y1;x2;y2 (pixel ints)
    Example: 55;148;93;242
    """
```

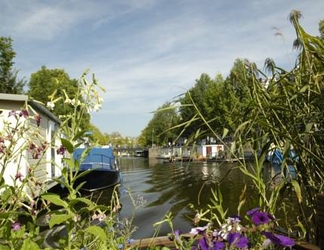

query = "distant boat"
72;146;122;192
267;148;297;180
156;152;172;160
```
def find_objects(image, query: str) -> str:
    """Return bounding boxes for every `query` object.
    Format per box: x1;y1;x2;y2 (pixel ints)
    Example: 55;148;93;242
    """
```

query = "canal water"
97;157;259;239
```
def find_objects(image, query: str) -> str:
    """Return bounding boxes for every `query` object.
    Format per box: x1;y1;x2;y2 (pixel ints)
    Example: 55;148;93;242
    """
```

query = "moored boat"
266;147;297;180
72;146;122;192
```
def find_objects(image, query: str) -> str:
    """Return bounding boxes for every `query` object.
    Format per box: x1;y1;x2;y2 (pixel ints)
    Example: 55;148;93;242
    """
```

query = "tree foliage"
179;73;217;138
88;123;108;145
223;59;257;132
138;102;180;147
28;66;90;130
319;19;324;40
0;37;25;94
177;61;255;143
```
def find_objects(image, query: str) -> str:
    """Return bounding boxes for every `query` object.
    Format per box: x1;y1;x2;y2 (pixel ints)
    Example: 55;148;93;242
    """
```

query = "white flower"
92;104;101;112
97;97;104;104
64;98;72;105
71;98;80;107
46;102;55;110
92;212;106;221
189;223;210;235
262;238;272;248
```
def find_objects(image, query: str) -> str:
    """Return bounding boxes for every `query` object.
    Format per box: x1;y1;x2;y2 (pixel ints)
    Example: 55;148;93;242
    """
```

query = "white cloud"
1;0;323;136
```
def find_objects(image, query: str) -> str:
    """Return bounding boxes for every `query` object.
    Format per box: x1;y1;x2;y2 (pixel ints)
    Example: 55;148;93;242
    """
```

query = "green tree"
223;58;257;132
138;102;180;147
28;66;90;130
319;19;324;40
178;71;250;142
179;73;217;139
88;123;107;145
203;74;226;136
0;37;25;94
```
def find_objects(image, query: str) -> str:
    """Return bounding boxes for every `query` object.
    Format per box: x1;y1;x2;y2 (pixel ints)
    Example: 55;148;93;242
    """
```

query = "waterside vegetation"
0;10;323;249
143;10;324;247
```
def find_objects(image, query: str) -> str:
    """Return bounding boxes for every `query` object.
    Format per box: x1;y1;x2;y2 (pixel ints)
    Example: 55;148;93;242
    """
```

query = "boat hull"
73;170;121;192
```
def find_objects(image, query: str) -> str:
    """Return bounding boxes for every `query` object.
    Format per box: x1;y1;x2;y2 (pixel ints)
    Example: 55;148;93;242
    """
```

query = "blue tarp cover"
73;147;115;170
267;148;297;179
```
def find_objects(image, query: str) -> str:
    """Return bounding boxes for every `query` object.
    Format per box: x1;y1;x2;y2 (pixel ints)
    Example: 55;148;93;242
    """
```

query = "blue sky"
1;0;323;137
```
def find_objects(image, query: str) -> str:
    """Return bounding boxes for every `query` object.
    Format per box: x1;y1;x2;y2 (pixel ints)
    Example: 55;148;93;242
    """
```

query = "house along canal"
84;157;299;240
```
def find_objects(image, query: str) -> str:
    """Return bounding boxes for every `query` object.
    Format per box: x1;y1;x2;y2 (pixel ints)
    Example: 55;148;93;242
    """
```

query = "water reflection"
116;158;256;239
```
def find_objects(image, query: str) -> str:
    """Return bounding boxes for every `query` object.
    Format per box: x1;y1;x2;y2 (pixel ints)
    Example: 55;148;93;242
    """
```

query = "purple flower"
11;222;21;231
229;215;242;221
197;237;209;250
174;229;182;241
247;207;261;216
212;241;226;250
195;235;227;250
261;231;295;247
228;215;242;224
227;232;249;249
251;211;271;225
169;229;182;241
127;238;135;244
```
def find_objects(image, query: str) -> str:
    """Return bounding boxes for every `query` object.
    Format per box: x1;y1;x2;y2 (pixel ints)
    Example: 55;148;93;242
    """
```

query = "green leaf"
70;197;95;207
305;123;313;133
60;138;74;154
1;187;12;202
75;169;93;179
72;129;88;142
222;128;229;139
21;238;40;250
42;193;68;208
74;181;86;192
49;214;73;228
0;177;4;186
64;158;77;170
291;180;302;203
0;244;10;250
84;225;107;242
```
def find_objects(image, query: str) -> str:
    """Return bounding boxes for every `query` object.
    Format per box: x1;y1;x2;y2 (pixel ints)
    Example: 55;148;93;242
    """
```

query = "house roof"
29;100;61;124
0;93;28;102
0;93;61;124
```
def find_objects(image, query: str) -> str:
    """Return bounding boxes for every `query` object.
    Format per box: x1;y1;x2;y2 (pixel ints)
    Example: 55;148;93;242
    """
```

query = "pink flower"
56;145;66;155
28;142;36;150
0;145;5;154
11;222;21;231
19;110;29;118
8;110;16;117
15;172;23;182
35;114;41;126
